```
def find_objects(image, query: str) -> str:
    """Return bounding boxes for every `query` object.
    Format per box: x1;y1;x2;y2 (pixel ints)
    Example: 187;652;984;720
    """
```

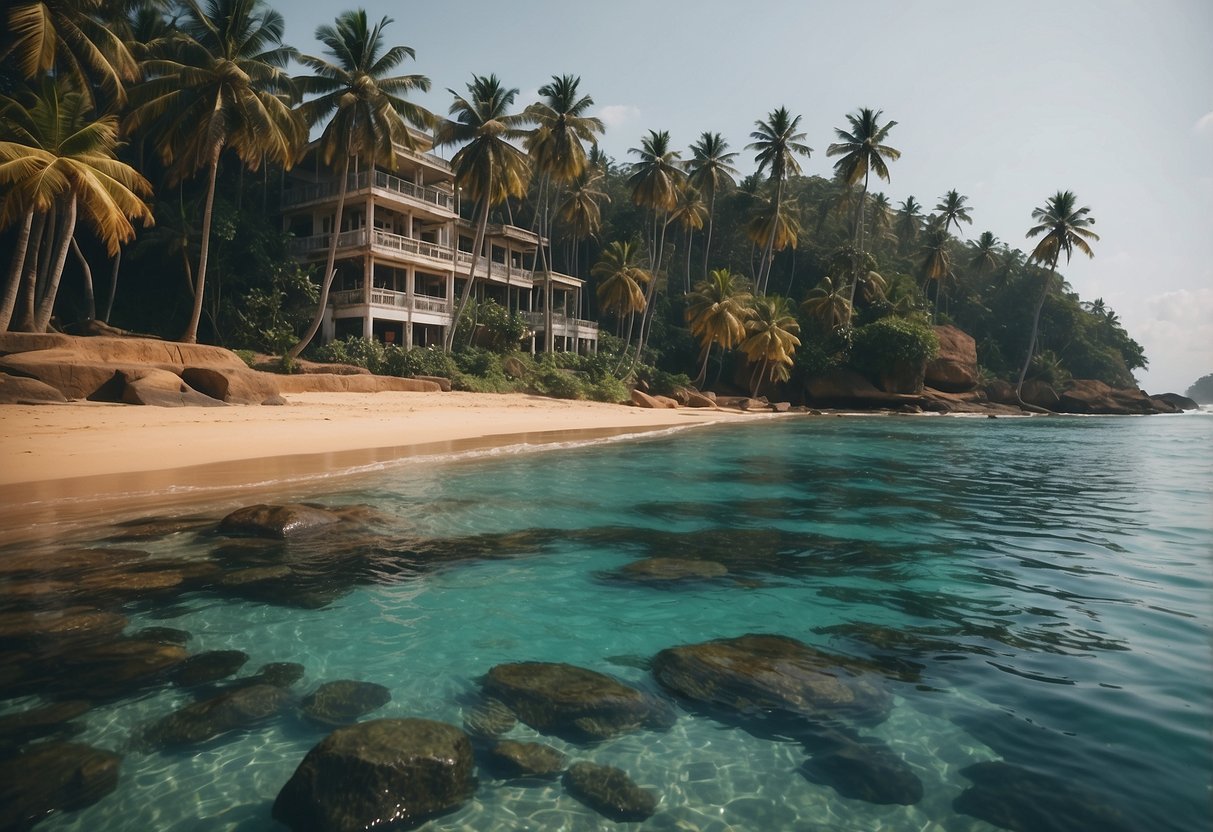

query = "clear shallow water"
3;413;1211;831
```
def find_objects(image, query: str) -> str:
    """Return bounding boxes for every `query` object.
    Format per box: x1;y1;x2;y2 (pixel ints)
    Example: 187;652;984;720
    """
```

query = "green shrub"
529;366;585;400
634;365;692;397
850;316;939;378
584;375;629;403
232;349;256;368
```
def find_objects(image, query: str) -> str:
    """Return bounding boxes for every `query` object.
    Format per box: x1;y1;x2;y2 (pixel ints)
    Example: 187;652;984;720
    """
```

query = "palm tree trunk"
182;142;222;344
846;172;869;321
71;237;95;320
1015;252;1060;404
103;247;121;323
758;179;783;294
289;148;352;359
694;343;712;386
17;206;54;330
635;212;671;361
702;191;716;283
446;195;491;352
35;196;78;332
684;226;692;294
0;210;36;331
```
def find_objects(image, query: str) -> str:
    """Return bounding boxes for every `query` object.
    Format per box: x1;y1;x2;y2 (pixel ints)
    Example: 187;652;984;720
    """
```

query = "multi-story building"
282;129;598;354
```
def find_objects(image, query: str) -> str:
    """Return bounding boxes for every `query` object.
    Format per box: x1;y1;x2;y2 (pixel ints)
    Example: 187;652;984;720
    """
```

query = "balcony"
331;288;451;315
289;228;456;266
455;251;534;284
282;170;455;212
523;311;599;338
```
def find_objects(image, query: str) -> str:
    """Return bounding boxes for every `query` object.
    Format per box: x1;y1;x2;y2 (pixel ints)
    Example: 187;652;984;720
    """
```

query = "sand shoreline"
0;391;761;540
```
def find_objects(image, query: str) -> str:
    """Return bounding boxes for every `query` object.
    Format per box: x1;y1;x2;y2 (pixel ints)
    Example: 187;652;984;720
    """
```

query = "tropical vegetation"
0;0;1146;405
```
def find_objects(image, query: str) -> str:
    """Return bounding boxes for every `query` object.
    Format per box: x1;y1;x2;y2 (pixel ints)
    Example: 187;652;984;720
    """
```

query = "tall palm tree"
685;131;738;282
626;129;684;357
747;107;811;294
933;189;973;238
919;226;952;322
0;78;153;331
744;196;800;276
3;0;140;110
286;9;432;359
969;230;1000;274
592;239;649;352
869;192;893;245
740;294;800;397
525;74;602;352
671;185;706;293
125;0;304;343
800;275;852;332
435;74;531;352
685;268;752;385
895;195;922;251
1017;190;1098;401
555;168;608;279
826;107;899;317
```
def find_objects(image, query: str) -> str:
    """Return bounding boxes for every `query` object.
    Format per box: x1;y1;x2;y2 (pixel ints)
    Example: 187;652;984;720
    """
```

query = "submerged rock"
244;662;306;689
272;718;474;832
953;761;1134;832
56;638;188;699
131;627;191;646
651;633;893;726
217;504;343;539
801;737;923;805
171;650;249;687
562;761;658;822
603;557;728;587
140;684;289;749
0;700;91;749
0;742;121;830
300;680;392;727
483;740;567;780
483;662;673;742
462;698;516;739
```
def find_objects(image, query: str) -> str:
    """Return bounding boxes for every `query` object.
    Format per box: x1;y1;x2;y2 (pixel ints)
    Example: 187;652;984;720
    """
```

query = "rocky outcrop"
180;367;281;405
275;374;440;394
684;390;719;409
924;325;979;392
630;389;679;409
805;369;920;409
272;718;474;832
483;740;567;779
300;680;392;726
412;374;452;392
651;634;892;726
0;333;247;368
1056;379;1155;415
562;762;658;822
119;368;226;407
483;661;673;742
1153;392;1198;411
0;742;121;831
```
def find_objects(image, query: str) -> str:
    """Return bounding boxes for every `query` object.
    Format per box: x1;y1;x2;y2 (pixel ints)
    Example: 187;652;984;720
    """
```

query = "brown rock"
484;740;567;779
770;401;791;412
0;334;247;368
984;380;1017;404
0;372;68;403
217;504;343;539
630;389;678;409
0;742;121;830
413;374;452;392
806;369;920;409
1153;392;1198;411
563;762;658;822
1019;380;1059;409
180;367;281;405
1057;379;1155;415
925;325;979;392
275;373;441;394
0;352;125;399
684;390;719;409
119;368;226;407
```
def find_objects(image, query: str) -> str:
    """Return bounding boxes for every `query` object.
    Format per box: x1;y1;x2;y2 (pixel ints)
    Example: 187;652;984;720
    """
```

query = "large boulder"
0;333;247;368
651;634;892;725
801;736;923;805
141;683;290;748
119;368;226;407
0;373;68;403
180;367;281;405
1020;380;1060;410
300;680;392;726
483;662;673;742
924;325;979;392
272;718;474;832
630;389;679;409
1152;392;1198;411
1056;379;1155;415
0;351;127;399
482;740;567;780
0;742;121;830
217;504;344;539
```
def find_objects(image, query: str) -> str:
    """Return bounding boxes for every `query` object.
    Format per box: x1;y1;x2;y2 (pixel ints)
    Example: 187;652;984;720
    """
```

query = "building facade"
282;131;597;354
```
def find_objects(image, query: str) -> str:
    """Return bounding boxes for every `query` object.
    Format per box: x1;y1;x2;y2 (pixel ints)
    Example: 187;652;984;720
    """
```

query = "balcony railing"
289;228;455;264
282;170;454;210
523;311;599;337
331;288;451;315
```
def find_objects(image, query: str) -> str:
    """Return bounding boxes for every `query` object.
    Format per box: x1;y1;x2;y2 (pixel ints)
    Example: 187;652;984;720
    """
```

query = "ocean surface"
2;412;1210;831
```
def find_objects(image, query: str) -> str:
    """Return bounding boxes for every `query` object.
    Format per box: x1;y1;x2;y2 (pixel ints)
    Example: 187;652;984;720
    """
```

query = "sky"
285;0;1213;394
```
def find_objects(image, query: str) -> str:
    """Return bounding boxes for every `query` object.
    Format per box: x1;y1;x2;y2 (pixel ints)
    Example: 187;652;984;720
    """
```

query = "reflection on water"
0;414;1210;831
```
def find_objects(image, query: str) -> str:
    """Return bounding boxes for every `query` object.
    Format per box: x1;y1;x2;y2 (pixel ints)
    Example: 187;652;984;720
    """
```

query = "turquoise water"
3;413;1211;831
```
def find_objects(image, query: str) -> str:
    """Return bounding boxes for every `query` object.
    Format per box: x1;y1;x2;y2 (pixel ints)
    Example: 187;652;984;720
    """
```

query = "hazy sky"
286;0;1212;393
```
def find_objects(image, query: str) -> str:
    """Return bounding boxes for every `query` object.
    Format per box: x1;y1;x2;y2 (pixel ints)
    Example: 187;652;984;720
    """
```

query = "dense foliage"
0;0;1147;399
1186;374;1213;404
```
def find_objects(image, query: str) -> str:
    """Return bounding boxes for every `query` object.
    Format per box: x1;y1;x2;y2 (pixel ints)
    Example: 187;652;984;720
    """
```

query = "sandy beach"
0;392;756;538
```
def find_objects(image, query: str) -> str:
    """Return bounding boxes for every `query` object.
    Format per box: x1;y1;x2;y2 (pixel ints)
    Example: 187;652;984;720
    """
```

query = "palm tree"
125;0;305;344
626;129;684;356
869;192;893;245
826;107;899;317
555;168;608;278
525;74;603;352
0;78;153;331
685;132;738;282
685;268;752;385
895;195;922;250
800;275;852;332
969;230;1001;276
1017;190;1098;401
919;226;952;322
286;10;432;359
592;239;650;352
740;294;800;397
671;185;706;293
747;107;811;294
744;196;800;277
4;0;140;109
434;74;531;352
933;189;973;238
